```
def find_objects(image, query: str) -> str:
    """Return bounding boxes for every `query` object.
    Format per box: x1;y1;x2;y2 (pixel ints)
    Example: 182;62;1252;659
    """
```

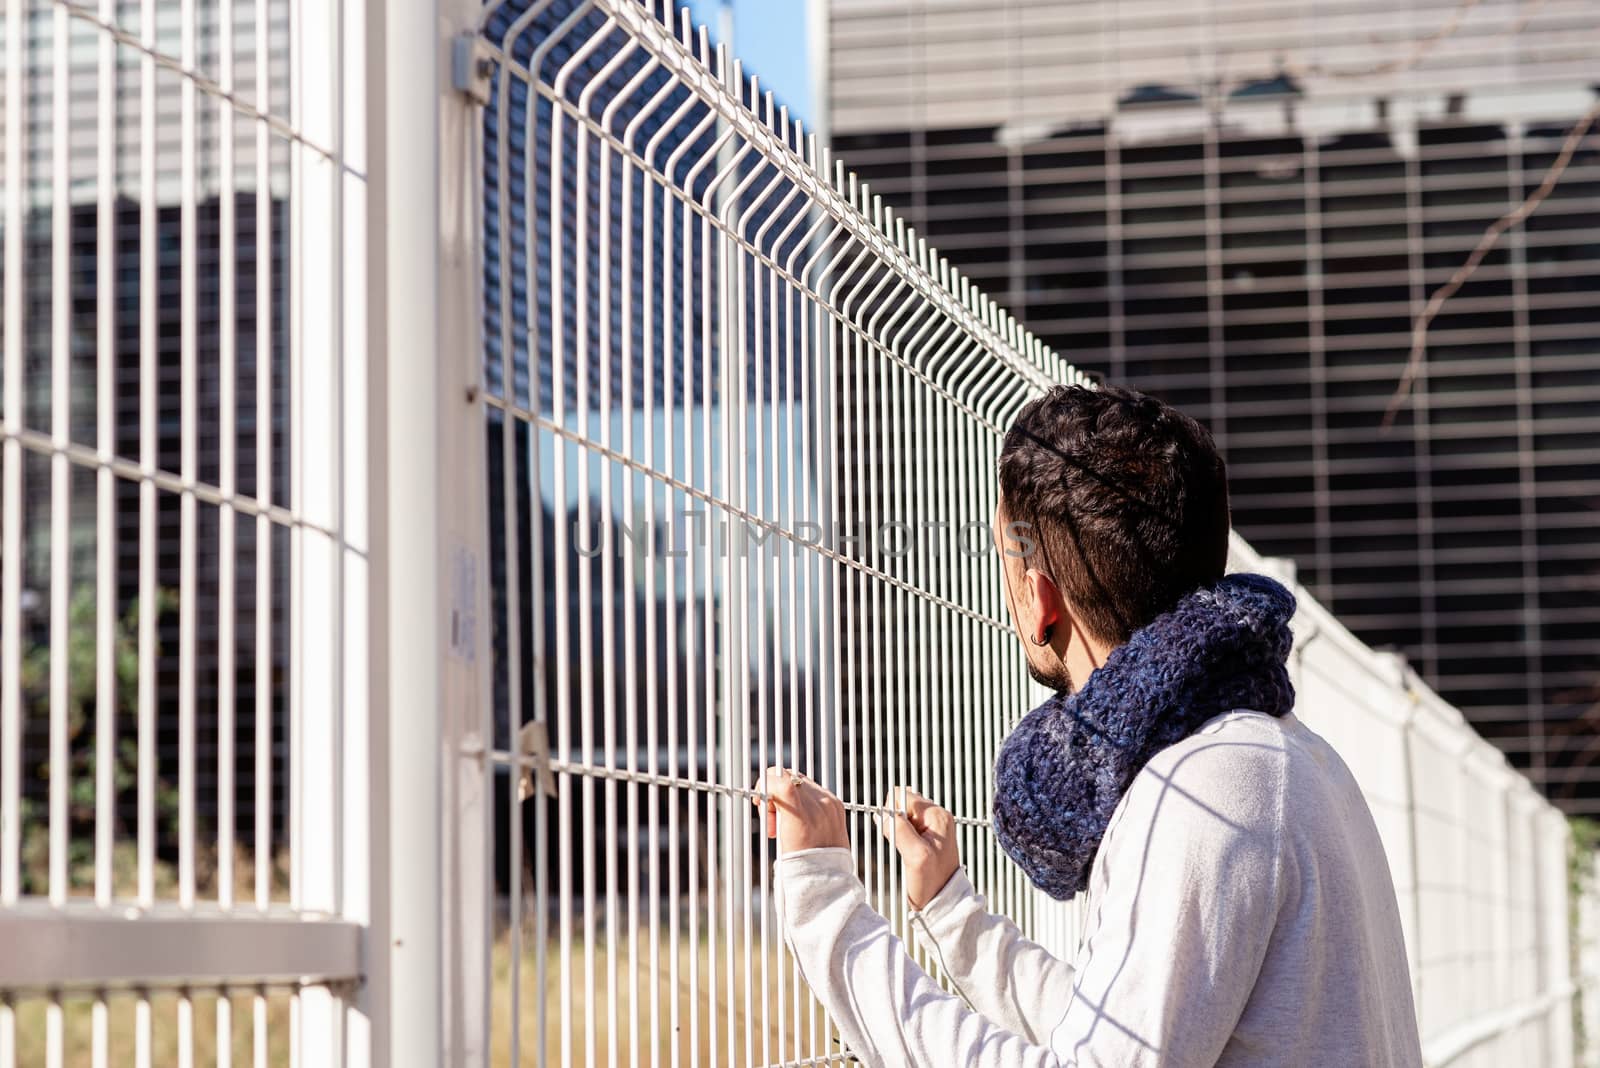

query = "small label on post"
450;546;478;662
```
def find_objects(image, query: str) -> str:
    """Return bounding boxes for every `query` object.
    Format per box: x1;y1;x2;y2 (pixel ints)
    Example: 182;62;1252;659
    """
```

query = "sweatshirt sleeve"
909;867;1077;1045
775;848;1069;1068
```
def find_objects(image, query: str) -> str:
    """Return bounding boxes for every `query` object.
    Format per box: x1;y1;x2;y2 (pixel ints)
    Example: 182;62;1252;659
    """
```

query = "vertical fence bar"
1;11;25;1066
178;0;199;933
135;0;158;1060
490;2;527;1062
339;0;375;1060
219;0;239;948
45;9;72;1065
93;0;117;1060
294;0;347;1056
178;0;202;1054
253;0;275;928
253;1;278;1059
639;67;661;1068
216;0;238;1015
47;0;70;929
379;0;445;1060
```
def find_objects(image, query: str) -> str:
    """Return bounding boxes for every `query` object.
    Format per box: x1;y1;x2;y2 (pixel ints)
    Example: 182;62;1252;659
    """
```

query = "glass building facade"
826;0;1600;812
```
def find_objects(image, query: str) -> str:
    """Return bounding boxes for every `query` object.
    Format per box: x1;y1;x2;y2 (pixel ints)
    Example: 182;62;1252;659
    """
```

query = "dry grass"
492;921;831;1066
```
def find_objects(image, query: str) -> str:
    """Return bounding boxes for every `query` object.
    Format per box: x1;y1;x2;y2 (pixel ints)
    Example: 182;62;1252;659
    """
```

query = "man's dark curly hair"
997;384;1231;646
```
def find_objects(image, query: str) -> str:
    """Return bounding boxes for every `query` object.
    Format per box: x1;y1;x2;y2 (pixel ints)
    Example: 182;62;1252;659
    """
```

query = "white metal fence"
1224;539;1576;1068
0;0;1589;1065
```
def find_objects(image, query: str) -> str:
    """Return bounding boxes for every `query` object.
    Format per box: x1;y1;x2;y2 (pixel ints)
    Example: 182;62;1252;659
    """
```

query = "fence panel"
0;0;370;1063
467;0;1080;1063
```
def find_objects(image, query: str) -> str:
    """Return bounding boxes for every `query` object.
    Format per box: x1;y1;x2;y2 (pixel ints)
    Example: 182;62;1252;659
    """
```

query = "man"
760;385;1422;1067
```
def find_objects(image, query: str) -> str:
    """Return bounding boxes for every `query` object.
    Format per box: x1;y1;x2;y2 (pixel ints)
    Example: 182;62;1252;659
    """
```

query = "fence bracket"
517;720;557;800
451;33;493;105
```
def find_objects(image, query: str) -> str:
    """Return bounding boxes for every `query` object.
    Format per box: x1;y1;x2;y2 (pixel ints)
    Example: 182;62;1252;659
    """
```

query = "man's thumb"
877;810;926;854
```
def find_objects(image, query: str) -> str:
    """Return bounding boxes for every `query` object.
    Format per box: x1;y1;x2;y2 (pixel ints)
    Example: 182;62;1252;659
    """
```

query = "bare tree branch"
1284;0;1548;82
1382;97;1600;431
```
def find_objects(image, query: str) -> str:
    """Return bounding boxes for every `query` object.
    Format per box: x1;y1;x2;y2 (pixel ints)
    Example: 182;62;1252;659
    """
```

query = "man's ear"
1025;568;1065;645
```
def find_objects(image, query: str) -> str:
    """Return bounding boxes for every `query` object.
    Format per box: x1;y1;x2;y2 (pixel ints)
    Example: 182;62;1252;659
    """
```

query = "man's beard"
1026;657;1075;695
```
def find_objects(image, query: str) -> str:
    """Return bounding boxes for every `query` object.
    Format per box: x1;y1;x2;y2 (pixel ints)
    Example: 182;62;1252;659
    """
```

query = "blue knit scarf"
992;572;1298;900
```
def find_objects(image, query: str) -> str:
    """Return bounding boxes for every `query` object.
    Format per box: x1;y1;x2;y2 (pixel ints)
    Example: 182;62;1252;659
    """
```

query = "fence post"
439;0;496;1064
1381;651;1426;1033
290;0;370;1056
369;0;486;1061
1546;808;1577;1067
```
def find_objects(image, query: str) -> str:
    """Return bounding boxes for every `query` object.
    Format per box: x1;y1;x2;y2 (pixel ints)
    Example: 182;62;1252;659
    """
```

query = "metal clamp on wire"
517;720;558;801
451;32;494;105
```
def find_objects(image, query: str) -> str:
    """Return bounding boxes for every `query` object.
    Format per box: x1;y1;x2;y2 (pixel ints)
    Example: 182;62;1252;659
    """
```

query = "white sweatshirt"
774;710;1423;1068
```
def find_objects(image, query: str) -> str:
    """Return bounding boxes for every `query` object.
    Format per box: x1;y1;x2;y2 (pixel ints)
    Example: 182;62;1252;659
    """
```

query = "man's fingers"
762;773;935;850
884;785;948;833
907;790;956;836
875;808;929;855
875;808;913;842
882;785;919;817
760;767;813;810
924;803;956;836
758;768;838;833
757;767;799;839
